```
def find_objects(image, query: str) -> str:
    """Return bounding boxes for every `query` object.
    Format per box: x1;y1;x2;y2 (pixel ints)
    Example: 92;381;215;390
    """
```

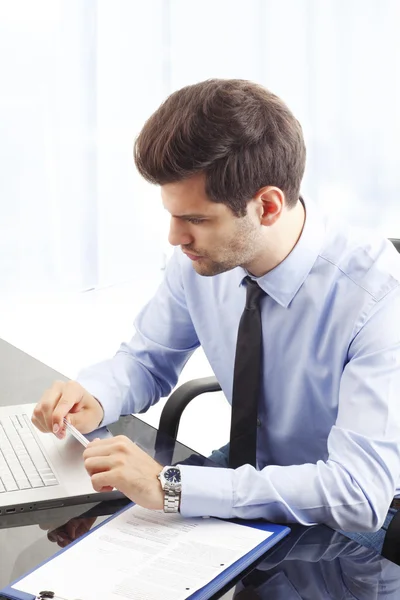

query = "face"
161;174;265;276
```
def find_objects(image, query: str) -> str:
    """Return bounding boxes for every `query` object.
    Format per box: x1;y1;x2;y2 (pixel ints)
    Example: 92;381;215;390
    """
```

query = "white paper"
13;505;272;600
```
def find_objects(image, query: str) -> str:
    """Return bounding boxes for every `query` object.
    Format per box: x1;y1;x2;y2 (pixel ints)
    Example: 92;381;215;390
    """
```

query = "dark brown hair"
134;79;306;216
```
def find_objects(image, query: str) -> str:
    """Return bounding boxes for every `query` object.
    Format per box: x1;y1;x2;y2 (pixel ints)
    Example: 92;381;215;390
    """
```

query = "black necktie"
229;277;265;469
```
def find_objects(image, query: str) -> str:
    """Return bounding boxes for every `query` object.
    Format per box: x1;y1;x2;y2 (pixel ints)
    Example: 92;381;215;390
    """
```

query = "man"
32;79;400;553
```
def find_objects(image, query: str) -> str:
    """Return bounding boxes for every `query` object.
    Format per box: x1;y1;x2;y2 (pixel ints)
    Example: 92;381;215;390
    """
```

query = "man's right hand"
32;380;104;439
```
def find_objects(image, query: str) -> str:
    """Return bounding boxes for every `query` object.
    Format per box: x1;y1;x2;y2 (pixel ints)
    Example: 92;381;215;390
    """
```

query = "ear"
254;187;285;226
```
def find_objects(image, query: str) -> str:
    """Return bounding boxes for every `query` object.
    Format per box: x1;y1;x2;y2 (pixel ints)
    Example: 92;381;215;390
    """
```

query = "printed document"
13;505;273;600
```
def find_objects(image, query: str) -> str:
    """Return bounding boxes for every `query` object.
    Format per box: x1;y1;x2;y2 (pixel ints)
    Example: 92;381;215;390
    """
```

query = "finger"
64;520;79;540
32;383;64;433
47;529;59;543
52;383;84;433
84;456;113;477
89;436;137;454
47;529;71;547
75;518;96;539
58;536;72;548
83;440;116;459
87;436;116;447
90;471;116;493
66;400;92;431
83;437;138;461
90;434;131;446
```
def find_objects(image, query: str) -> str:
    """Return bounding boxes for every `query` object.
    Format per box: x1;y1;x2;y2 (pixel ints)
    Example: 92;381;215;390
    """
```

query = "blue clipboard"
0;503;290;600
189;520;290;600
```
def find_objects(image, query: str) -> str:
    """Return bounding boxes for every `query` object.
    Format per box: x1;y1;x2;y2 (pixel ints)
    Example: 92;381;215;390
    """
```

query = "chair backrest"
390;238;400;253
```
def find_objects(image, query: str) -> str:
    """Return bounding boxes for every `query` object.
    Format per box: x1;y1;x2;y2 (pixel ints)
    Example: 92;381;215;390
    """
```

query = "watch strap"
163;487;181;513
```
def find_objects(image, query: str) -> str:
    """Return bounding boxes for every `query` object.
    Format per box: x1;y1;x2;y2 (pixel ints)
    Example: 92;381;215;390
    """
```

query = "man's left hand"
83;436;163;510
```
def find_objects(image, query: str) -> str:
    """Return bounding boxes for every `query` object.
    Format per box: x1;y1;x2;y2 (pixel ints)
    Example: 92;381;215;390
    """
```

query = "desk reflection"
233;525;400;599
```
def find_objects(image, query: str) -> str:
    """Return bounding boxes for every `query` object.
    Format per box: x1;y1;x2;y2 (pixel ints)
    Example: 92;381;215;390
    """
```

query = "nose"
168;217;193;247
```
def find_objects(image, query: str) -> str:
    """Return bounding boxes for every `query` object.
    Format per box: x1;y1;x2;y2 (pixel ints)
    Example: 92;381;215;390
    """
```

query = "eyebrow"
162;205;212;219
173;213;209;219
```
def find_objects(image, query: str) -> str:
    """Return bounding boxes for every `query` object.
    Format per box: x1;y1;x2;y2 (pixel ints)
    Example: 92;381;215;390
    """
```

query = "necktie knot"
245;277;265;310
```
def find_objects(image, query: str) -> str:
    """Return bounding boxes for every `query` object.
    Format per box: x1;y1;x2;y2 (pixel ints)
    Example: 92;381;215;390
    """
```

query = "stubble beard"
191;217;261;277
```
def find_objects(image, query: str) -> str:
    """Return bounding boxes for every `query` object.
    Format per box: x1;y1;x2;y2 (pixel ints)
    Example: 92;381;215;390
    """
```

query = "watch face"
164;467;181;484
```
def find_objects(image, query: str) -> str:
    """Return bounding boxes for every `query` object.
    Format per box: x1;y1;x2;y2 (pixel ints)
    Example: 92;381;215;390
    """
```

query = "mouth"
183;251;204;261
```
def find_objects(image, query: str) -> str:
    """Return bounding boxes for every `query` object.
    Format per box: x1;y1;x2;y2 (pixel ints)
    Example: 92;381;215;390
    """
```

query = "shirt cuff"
75;375;123;428
179;465;235;519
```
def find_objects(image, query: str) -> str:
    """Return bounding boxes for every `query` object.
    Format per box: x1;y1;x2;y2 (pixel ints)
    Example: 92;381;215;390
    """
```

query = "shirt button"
257;418;262;427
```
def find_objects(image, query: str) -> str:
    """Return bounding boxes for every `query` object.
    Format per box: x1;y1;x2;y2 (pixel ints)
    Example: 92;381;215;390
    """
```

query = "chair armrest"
158;376;222;440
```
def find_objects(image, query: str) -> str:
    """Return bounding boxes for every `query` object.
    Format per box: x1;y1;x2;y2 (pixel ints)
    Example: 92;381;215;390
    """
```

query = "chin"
192;263;213;277
192;260;231;277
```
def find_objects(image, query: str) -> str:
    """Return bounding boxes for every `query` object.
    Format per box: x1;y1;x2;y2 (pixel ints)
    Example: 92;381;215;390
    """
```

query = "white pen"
62;417;89;448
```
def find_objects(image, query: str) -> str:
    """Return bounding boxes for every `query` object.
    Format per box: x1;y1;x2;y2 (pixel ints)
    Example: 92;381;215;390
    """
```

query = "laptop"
0;403;122;516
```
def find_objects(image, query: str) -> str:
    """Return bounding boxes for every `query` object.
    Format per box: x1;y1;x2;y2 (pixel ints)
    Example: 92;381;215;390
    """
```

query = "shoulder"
319;220;400;303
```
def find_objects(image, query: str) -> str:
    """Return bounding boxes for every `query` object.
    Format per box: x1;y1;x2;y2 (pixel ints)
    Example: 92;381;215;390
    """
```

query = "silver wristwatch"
158;465;182;513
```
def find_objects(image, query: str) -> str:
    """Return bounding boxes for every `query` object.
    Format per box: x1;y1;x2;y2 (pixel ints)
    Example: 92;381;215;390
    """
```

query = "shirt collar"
236;198;326;308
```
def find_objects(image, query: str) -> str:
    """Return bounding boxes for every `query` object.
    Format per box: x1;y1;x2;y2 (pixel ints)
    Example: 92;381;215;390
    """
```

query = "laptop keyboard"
0;414;58;493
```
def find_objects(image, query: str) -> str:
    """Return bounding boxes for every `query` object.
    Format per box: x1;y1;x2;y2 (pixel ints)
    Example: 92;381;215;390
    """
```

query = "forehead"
161;174;226;217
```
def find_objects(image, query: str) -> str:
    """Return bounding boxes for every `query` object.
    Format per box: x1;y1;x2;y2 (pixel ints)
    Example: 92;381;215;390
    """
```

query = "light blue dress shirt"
77;199;400;532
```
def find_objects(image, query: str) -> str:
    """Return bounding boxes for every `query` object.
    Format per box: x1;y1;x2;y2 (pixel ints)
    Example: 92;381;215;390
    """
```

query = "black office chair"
158;376;221;440
390;238;400;253
158;239;400;441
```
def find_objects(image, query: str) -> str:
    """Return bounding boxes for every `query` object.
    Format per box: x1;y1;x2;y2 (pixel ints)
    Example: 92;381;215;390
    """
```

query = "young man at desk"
32;79;400;555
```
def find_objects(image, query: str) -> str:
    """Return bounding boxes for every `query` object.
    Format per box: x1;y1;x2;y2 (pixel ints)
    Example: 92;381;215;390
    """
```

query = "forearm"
180;434;397;531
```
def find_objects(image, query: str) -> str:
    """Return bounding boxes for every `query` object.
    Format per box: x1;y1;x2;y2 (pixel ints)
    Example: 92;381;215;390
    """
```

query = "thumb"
66;408;100;435
52;396;83;433
64;411;86;432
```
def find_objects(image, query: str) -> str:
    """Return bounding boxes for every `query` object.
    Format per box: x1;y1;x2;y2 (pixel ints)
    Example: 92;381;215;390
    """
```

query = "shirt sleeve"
180;288;400;532
76;250;200;426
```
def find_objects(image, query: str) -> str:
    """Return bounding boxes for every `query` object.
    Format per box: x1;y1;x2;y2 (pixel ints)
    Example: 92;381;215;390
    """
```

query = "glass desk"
1;338;400;599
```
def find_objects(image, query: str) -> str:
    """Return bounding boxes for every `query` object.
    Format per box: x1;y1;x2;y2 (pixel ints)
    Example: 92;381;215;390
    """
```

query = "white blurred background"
0;0;399;455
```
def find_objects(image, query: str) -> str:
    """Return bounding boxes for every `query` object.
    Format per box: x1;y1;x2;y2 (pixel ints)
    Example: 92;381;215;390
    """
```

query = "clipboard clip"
37;591;84;600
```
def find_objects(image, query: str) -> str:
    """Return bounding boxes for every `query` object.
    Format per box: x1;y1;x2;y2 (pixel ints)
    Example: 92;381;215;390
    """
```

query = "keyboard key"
0;415;59;492
30;477;45;488
10;415;22;430
2;455;30;489
1;475;18;492
43;478;58;487
0;449;17;486
17;479;31;490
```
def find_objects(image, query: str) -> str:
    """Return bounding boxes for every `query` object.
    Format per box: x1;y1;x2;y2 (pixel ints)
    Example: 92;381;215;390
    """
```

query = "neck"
245;200;306;277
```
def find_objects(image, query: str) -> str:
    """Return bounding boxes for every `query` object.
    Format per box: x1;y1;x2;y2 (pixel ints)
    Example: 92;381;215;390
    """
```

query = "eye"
187;218;205;225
